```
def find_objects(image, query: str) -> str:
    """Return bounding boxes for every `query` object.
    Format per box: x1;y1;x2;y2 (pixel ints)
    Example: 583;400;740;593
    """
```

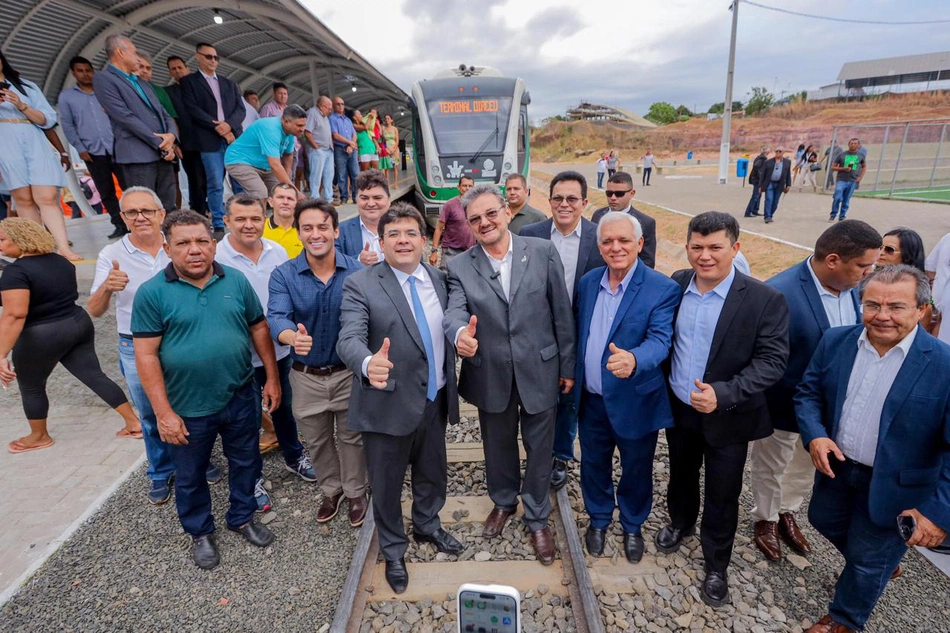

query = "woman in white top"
596;153;607;188
642;149;655;186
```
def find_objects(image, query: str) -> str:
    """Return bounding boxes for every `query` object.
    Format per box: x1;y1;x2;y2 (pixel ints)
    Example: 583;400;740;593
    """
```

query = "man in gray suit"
93;35;178;211
338;203;462;594
444;183;576;565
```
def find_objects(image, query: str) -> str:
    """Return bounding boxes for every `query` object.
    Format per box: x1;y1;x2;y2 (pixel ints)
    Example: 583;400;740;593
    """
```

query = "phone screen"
458;590;518;633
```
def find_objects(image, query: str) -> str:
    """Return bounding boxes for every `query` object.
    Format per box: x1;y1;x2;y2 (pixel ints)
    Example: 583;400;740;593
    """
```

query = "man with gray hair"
225;105;307;203
796;264;950;633
573;212;680;562
94;35;178;211
443;183;575;565
304;96;335;201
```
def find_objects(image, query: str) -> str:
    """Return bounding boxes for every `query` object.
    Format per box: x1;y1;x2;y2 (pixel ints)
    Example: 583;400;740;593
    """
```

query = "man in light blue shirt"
329;96;359;203
59;55;125;238
225;106;306;201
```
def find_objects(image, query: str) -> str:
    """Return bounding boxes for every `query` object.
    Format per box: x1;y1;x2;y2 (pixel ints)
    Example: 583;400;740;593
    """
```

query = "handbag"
809;163;822;172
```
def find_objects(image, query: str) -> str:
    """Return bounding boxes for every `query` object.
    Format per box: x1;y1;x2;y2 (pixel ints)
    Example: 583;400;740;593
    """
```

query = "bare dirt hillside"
533;92;950;162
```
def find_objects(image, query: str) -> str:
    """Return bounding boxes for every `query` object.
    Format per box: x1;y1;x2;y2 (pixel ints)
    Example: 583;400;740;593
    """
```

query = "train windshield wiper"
470;115;499;164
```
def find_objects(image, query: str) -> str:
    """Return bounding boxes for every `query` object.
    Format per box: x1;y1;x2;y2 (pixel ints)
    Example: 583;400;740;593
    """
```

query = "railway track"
328;403;663;633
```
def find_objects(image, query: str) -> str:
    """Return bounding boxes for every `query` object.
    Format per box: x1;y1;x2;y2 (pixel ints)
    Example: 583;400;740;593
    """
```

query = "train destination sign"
437;99;500;114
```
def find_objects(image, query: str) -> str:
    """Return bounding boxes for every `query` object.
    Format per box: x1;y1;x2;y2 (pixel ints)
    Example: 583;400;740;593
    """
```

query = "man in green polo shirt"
132;210;281;570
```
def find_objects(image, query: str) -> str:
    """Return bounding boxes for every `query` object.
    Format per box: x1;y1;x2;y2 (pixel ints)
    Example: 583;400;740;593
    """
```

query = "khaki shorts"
225;163;279;200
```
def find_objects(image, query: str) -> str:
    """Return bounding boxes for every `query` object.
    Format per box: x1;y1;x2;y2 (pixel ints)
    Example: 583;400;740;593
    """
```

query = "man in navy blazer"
180;43;246;232
94;35;178;211
795;265;950;633
336;170;390;265
574;211;680;563
520;171;605;492
750;221;881;562
758;148;792;224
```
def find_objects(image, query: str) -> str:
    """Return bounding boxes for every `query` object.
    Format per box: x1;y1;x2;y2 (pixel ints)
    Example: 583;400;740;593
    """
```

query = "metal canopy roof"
837;51;950;88
2;0;409;130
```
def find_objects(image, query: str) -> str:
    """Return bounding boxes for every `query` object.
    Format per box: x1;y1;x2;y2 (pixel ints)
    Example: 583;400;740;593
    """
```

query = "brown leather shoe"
778;512;812;554
530;527;556;565
316;492;343;523
483;507;514;538
806;614;855;633
348;493;369;527
754;520;782;561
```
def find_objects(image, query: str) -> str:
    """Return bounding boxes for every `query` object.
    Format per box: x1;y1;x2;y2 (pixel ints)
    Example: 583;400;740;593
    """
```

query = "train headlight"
504;161;512;171
433;175;443;186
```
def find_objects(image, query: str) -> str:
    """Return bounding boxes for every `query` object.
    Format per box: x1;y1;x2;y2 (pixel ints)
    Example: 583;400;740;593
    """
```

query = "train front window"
427;97;513;156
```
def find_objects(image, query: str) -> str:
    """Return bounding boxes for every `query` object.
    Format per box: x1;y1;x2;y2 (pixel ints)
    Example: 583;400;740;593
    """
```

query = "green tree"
745;87;774;116
707;100;744;114
645;101;677;125
675;105;693;118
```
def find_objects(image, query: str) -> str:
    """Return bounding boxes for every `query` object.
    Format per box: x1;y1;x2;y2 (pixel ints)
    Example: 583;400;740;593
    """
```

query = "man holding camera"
795;265;950;633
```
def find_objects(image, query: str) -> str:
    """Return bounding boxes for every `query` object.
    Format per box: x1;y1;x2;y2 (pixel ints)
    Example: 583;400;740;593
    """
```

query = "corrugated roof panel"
838;51;950;82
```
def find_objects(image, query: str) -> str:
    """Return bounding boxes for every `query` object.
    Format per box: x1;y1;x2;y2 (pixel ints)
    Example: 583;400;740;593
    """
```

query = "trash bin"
736;157;749;178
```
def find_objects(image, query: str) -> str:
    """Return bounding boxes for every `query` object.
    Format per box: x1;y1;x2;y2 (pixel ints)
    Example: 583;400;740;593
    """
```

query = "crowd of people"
0;36;402;244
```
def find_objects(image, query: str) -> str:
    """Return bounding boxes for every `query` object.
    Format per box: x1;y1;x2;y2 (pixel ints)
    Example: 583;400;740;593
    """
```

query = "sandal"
8;438;55;453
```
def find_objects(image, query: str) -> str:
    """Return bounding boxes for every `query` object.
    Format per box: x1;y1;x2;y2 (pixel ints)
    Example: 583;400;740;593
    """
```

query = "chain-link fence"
824;119;950;203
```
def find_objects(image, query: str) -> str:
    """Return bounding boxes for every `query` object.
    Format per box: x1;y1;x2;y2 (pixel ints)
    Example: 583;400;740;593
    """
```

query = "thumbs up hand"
358;241;379;266
293;323;313;355
605;342;636;379
457;315;478;358
689;379;718;414
367;337;393;389
104;259;130;292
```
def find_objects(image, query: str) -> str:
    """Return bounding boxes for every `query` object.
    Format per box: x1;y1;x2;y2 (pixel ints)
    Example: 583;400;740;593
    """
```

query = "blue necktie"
408;276;437;401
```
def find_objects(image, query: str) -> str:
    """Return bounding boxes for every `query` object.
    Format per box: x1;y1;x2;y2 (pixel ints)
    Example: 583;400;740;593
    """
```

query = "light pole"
718;0;739;185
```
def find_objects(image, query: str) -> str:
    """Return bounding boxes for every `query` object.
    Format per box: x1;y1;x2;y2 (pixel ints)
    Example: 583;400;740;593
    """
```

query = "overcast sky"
302;0;949;121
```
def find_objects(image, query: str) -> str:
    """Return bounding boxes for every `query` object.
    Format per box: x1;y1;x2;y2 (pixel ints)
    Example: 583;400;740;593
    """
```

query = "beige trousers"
749;429;816;522
289;369;368;499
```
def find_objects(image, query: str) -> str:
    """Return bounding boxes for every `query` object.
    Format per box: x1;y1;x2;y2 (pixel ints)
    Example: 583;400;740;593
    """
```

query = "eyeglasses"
121;208;159;219
604;190;632;198
881;245;900;255
862;302;913;316
198;53;219;61
550;195;583;206
468;206;505;226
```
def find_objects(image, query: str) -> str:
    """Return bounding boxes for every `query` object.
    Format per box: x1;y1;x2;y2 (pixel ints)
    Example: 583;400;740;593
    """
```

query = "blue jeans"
307;147;334;202
118;337;174;482
831;180;857;219
763;181;784;219
596;172;605;189
552;391;578;463
170;382;262;537
333;146;359;202
579;392;658;533
201;141;227;228
744;186;762;216
253;355;303;466
808;459;907;631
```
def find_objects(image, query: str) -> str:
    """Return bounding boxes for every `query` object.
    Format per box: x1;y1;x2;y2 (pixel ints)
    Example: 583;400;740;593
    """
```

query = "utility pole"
718;0;739;185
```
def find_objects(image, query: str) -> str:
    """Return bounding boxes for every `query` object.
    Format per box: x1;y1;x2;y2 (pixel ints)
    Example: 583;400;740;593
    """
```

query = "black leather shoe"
550;458;568;491
585;527;606;556
385;557;409;594
623;532;645;563
413;527;463;554
229;520;275;547
192;534;219;570
701;571;729;607
654;524;695;554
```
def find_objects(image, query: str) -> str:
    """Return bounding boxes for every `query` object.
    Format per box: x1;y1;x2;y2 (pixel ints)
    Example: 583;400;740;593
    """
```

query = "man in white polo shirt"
216;193;316;512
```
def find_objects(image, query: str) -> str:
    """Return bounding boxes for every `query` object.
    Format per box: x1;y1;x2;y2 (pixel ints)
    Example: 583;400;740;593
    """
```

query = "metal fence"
824;119;950;201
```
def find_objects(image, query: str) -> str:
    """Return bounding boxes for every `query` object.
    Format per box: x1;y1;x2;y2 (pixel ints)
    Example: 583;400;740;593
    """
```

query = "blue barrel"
687;151;694;160
737;157;749;178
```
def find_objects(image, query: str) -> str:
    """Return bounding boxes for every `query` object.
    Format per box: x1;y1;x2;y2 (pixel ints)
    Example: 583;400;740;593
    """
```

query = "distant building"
827;51;950;98
566;102;656;128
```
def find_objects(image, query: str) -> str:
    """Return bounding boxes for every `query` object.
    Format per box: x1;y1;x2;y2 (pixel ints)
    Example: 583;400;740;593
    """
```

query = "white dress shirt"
362;264;446;390
214;236;291;366
481;231;514;300
360;219;383;256
837;326;918;466
806;257;857;327
90;235;169;336
550;220;581;302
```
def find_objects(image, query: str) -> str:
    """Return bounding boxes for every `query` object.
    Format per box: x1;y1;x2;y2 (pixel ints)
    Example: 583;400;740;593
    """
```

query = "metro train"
408;65;531;228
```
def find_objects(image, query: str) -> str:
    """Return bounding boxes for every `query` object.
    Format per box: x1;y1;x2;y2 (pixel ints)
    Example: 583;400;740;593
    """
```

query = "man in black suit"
338;203;462;594
590;172;656;269
657;211;789;608
180;42;245;233
759;148;791;224
521;170;603;491
165;55;207;217
744;147;769;217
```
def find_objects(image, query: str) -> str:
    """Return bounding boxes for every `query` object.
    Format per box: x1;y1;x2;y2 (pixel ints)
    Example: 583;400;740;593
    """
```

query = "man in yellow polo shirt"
263;183;303;258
